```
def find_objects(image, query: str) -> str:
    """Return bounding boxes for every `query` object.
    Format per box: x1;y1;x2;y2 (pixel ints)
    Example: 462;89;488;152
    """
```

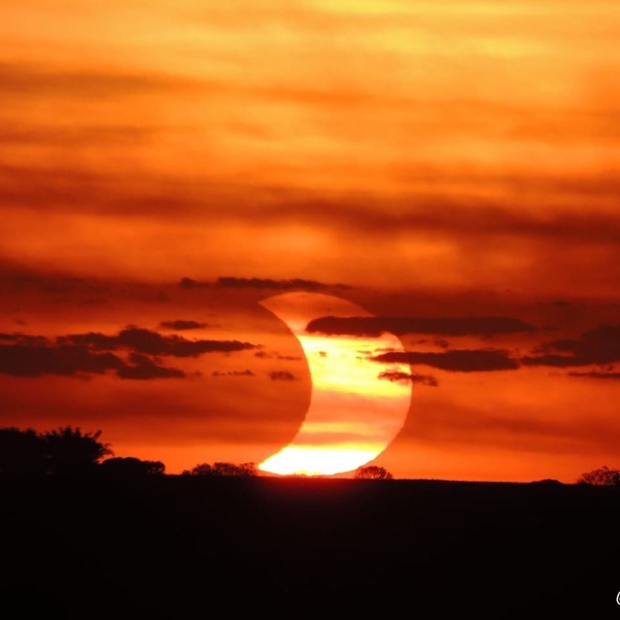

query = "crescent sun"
258;292;412;476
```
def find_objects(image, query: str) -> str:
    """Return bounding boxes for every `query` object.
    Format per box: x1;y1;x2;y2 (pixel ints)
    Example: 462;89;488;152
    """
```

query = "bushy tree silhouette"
43;426;112;476
578;465;620;486
143;460;166;476
354;465;393;480
100;456;165;477
182;462;258;477
0;426;113;477
0;427;46;476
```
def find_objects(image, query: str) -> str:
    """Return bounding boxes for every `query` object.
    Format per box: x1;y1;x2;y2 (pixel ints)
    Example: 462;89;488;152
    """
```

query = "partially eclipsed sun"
258;292;412;476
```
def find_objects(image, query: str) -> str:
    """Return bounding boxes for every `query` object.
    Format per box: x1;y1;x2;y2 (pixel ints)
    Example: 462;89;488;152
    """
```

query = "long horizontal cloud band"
177;276;349;291
59;327;256;357
306;316;536;337
0;327;258;379
369;323;619;377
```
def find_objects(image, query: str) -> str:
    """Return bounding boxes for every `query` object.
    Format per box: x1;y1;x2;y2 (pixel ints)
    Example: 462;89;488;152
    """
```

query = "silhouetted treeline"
181;461;258;476
3;425;618;487
0;426;164;478
99;456;165;478
578;465;620;486
0;426;261;480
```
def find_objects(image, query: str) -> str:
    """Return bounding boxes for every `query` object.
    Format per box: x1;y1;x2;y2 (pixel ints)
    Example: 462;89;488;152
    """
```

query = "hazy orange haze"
0;0;618;480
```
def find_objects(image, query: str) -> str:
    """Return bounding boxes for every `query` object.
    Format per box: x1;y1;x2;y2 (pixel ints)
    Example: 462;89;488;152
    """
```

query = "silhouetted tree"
143;459;166;475
578;465;620;486
182;462;258;477
43;426;112;476
181;463;211;476
354;465;393;480
100;456;165;478
0;427;46;477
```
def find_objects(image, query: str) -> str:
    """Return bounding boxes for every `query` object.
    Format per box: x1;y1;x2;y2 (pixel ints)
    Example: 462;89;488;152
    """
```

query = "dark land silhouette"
1;427;619;615
0;426;112;477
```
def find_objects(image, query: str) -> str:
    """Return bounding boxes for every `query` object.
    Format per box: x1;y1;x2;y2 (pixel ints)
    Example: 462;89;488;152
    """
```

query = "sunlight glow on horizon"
258;445;381;476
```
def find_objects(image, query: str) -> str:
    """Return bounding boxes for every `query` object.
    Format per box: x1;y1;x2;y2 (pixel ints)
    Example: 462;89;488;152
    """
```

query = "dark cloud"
61;326;257;357
378;369;438;387
568;371;620;380
253;351;302;361
269;371;298;381
0;341;187;381
177;277;209;289
117;353;185;380
159;320;208;331
522;324;620;368
216;276;349;291
0;324;255;380
306;316;535;338
60;332;118;349
0;333;50;346
212;370;255;378
0;344;124;378
372;349;519;372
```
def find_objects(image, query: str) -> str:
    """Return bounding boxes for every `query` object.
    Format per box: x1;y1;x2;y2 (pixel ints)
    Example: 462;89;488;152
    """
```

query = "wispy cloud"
372;349;520;372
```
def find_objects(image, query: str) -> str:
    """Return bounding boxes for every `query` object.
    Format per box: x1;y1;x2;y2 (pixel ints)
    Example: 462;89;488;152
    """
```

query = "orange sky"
0;0;618;481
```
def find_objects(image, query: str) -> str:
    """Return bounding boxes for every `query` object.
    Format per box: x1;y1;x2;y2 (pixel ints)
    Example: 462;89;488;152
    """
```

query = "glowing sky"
0;1;618;481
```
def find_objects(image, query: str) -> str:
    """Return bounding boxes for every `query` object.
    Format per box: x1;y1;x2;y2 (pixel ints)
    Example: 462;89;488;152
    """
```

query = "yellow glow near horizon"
258;292;411;476
261;446;381;477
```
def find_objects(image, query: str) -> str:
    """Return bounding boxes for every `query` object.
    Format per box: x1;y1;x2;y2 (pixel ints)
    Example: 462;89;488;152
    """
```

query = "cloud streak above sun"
306;315;536;337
